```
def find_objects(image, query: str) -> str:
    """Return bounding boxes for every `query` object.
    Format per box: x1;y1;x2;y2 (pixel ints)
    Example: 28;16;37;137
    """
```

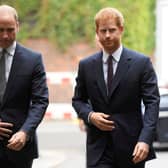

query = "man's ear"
95;33;103;50
16;21;19;32
95;26;99;34
119;26;124;33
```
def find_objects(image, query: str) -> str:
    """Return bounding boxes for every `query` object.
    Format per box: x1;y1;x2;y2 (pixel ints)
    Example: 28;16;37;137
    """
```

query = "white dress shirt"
102;45;123;86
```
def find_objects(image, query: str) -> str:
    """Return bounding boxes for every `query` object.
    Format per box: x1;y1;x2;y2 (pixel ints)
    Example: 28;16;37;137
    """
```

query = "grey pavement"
32;120;86;168
33;150;66;168
146;152;168;168
33;150;168;168
31;120;168;168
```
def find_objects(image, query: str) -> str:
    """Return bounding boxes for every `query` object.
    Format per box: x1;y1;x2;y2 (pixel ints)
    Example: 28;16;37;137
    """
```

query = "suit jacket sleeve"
21;54;49;136
72;60;93;124
138;57;160;145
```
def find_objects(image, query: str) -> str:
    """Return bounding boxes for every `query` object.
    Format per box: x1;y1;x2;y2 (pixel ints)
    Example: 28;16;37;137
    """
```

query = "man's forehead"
0;13;17;25
0;22;17;29
0;12;15;20
98;19;117;28
99;17;116;24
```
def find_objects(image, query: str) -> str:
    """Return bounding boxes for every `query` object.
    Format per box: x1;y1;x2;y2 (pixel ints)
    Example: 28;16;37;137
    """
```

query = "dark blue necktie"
107;55;113;96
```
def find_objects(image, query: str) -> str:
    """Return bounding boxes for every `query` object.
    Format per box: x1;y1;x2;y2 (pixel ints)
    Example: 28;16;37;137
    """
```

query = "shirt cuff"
88;111;94;123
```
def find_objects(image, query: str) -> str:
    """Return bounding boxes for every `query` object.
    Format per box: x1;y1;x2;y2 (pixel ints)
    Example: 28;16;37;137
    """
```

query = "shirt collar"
102;45;123;63
0;41;16;56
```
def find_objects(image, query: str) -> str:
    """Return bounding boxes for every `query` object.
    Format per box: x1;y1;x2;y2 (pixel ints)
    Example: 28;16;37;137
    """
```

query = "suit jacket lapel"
93;52;108;104
3;44;21;104
109;47;132;97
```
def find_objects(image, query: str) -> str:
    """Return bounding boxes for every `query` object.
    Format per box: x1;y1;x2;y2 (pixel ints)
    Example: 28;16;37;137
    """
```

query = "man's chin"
104;45;113;49
0;43;12;48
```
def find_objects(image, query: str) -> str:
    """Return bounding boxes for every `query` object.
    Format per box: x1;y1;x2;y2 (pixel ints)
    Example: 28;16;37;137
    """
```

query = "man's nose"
2;31;9;38
105;31;110;38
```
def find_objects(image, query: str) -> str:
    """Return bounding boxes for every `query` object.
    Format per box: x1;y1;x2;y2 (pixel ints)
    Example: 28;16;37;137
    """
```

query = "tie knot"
107;55;113;64
2;49;6;54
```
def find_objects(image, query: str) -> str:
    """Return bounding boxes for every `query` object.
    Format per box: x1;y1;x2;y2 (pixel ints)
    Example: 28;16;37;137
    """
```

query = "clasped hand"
90;112;115;131
0;120;27;151
0;120;13;140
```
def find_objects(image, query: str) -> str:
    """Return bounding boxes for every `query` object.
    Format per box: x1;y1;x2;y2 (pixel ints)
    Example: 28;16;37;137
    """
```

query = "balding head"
0;4;19;48
0;5;18;22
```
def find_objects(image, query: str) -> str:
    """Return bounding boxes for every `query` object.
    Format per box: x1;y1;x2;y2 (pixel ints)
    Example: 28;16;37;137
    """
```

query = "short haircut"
95;7;124;29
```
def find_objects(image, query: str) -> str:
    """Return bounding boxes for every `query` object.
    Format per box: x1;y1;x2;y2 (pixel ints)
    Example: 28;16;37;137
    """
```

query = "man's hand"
79;119;86;132
90;112;115;131
7;131;27;151
0;120;13;140
132;142;149;164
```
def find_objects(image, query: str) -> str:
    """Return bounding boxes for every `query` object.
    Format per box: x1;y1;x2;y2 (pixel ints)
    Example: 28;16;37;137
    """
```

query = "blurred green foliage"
0;0;155;54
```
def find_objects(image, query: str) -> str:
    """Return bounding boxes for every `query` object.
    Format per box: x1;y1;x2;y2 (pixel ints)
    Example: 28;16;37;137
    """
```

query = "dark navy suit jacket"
0;43;48;163
72;47;160;167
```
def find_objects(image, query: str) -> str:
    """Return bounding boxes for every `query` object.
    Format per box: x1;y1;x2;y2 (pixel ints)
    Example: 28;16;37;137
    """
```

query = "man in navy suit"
0;5;48;168
72;7;160;168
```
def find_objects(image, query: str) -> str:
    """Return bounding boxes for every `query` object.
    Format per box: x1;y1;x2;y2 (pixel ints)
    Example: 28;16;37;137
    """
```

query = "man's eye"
0;29;4;32
109;29;116;33
7;28;14;32
0;28;14;33
101;29;106;33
